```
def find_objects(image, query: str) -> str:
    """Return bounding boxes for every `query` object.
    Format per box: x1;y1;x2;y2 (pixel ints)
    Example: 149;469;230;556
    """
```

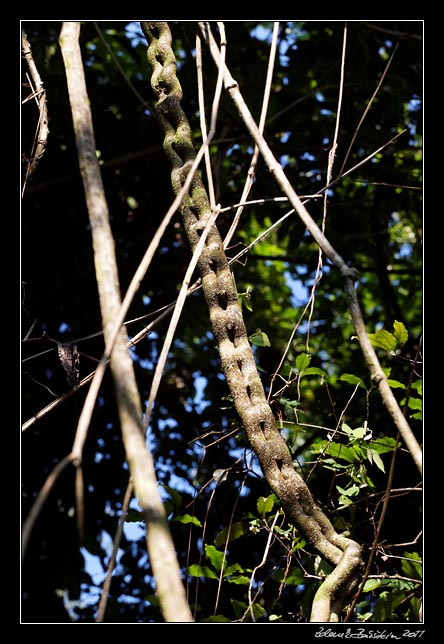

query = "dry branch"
58;21;193;623
21;29;49;189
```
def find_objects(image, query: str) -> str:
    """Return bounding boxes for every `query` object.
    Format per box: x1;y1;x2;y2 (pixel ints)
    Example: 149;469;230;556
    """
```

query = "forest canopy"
21;20;423;625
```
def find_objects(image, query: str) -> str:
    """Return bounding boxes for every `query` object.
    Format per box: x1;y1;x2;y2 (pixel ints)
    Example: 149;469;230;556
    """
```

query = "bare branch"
58;21;193;623
21;29;49;191
223;21;280;249
338;43;399;178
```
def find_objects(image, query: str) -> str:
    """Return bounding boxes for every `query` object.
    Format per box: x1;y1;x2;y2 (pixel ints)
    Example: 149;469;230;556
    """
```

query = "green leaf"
340;373;367;389
367;436;397;454
224;563;246;576
400;396;422;411
205;544;225;573
321;457;348;471
320;441;362;464
314;556;334;576
214;521;250;546
257;494;276;518
368;321;408;353
279;397;300;408
292;536;307;551
249;329;271;347
295;352;311;372
342;422;353;435
342;423;367;440
173;513;202;527
387;379;406;389
125;509;143;522
238;287;253;312
363;579;382;592
372;587;405;622
303;367;327;377
227;575;251;585
393;320;409;348
368;329;397;351
274;525;293;537
366;448;385;472
336;484;360;496
350;427;366;440
401;551;422;580
352;464;375;490
187;564;218;579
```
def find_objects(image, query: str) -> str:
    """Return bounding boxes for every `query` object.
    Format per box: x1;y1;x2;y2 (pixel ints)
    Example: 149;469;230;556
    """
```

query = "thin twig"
306;23;347;354
247;510;280;622
361;22;422;40
143;209;220;431
21;29;49;192
95;480;134;622
75;466;85;542
196;34;217;209
94;22;148;108
223;21;280;249
214;474;247;614
338;43;399;178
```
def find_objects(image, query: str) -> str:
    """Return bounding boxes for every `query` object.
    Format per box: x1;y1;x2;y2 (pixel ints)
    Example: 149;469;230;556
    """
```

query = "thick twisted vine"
141;21;364;623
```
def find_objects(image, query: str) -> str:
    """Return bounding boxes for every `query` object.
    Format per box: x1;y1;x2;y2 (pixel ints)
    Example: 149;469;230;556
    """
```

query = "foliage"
21;20;422;624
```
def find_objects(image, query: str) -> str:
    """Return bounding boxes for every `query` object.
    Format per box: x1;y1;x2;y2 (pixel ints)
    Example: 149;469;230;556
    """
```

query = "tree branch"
58;21;193;623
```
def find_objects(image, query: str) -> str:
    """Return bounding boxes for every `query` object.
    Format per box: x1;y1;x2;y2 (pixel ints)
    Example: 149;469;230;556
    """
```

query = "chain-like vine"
141;21;363;622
